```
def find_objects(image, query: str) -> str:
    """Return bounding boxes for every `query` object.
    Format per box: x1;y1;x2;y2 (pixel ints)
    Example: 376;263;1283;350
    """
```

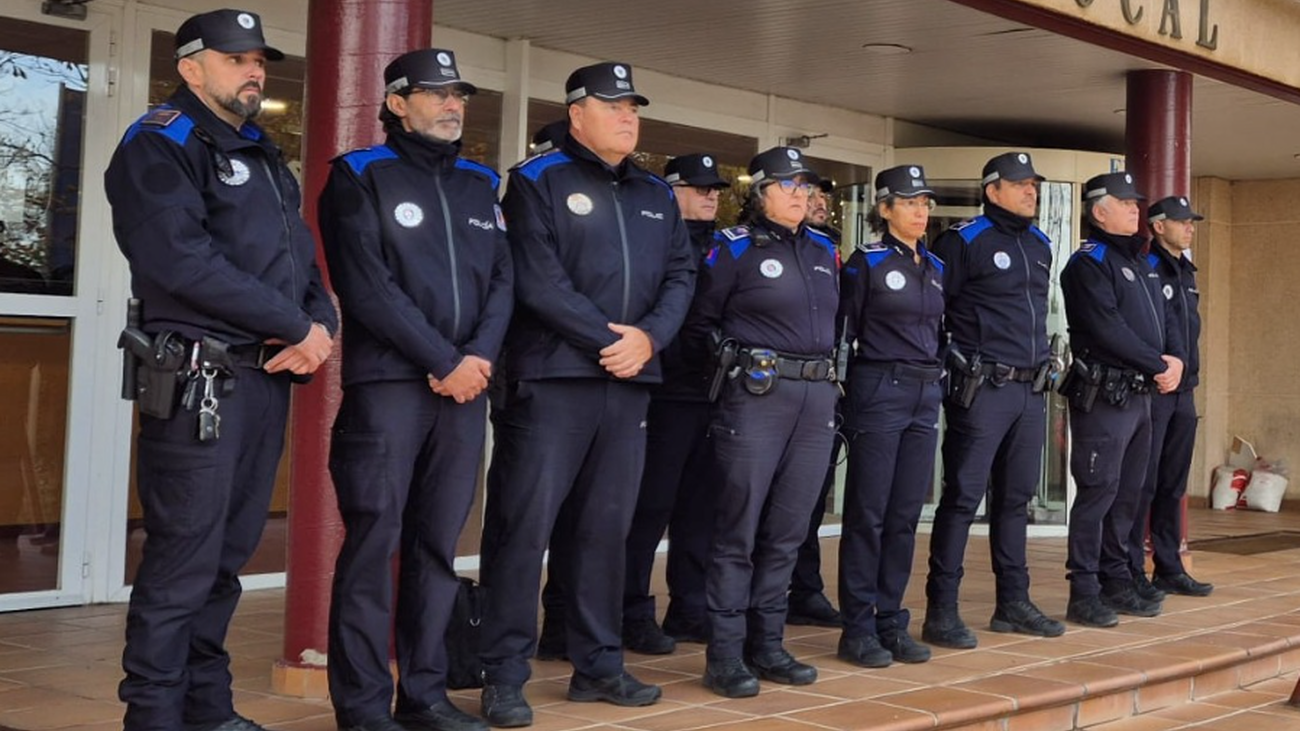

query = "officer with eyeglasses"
836;165;946;668
318;48;511;731
680;146;839;698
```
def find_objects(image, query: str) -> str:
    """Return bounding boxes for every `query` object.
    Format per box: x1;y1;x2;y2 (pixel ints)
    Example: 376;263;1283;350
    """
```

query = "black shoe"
921;604;977;649
1066;594;1119;628
990;600;1065;638
787;592;842;627
397;701;489;731
622;617;676;655
535;615;567;661
1101;581;1162;617
703;658;760;698
197;716;268;731
1154;572;1214;597
662;614;708;644
567;671;661;706
879;629;930;664
836;634;892;668
747;648;818;685
480;684;532;728
338;716;405;731
1132;573;1167;603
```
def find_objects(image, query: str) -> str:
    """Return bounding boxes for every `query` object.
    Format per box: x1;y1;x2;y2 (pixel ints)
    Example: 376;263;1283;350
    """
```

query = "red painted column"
1124;69;1195;567
275;0;434;697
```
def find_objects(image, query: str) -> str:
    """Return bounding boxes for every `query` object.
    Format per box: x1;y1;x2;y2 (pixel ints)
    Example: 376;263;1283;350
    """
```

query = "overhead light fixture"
42;0;89;21
261;98;289;114
861;43;912;55
784;135;811;149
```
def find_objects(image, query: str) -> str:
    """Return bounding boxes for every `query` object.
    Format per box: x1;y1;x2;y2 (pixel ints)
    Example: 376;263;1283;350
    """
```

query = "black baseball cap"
665;153;729;189
1148;195;1204;222
1083;171;1145;201
875;165;936;202
384;49;478;95
565;62;649;106
530;120;568;153
748;147;819;185
982;152;1045;184
175;9;284;61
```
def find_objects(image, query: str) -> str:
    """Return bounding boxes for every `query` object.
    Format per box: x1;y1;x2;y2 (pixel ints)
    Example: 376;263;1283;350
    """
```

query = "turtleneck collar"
1089;227;1147;259
384;125;461;170
686;218;716;239
984;200;1033;233
754;216;802;243
561;135;632;179
882;229;927;256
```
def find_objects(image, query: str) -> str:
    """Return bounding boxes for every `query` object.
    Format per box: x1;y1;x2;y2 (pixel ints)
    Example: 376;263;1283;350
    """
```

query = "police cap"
665;153;729;189
1083;171;1145;202
175;9;284;61
565;62;649;106
748;147;819;185
384;49;478;95
530;120;568;154
982;151;1045;185
1148;195;1204;222
875;165;936;202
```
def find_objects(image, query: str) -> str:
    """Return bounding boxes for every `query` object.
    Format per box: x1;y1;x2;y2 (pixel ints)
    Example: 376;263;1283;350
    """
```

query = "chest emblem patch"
394;202;424;228
1163;284;1174;300
885;270;907;291
494;204;507;231
218;158;251;186
760;259;784;278
993;251;1011;270
1121;267;1136;282
567;193;594;216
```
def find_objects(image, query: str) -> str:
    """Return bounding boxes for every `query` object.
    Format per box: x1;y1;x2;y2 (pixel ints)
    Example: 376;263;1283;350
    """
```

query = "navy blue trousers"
928;382;1046;606
479;379;650;685
327;381;486;725
789;406;843;601
838;366;942;638
706;379;837;660
1128;390;1197;577
1067;394;1151;596
121;369;290;731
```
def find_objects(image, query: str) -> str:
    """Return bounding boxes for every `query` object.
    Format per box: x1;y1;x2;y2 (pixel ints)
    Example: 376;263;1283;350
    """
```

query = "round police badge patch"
237;13;256;29
786;149;799;160
394;202;424;228
1124;173;1133;184
909;166;921;178
567;193;594;216
613;65;628;79
1121;267;1136;282
1179;197;1189;206
885;270;907;291
760;259;784;278
993;251;1012;270
436;52;453;66
702;156;714;168
218;158;251;186
1017;153;1029;164
1163;284;1174;300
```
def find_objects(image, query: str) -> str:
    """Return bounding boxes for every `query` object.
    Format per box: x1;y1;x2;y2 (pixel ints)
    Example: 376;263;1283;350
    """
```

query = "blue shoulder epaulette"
1029;225;1051;246
806;227;838;260
857;240;891;269
455;158;502;191
924;250;946;273
954;216;993;244
516;150;572;182
705;226;751;266
340;145;399;176
124;105;194;146
1147;252;1160;270
1073;241;1108;263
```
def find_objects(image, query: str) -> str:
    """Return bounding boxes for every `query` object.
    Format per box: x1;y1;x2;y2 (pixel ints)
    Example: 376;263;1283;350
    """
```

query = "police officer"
680;146;838;698
1129;196;1213;598
105;10;336;731
319;49;512;731
478;62;695;727
835;166;944;668
529;120;568;154
622;153;732;652
922;153;1065;649
1059;172;1185;628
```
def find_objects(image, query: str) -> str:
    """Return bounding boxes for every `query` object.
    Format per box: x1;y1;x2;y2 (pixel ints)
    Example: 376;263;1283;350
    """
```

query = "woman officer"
836;165;946;668
681;147;840;698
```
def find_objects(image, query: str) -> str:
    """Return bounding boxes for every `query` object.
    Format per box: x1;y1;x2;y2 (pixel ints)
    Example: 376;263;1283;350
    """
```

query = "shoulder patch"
340;145;399;176
1029;225;1051;246
142;108;182;127
516;150;572;182
856;240;888;254
1147;252;1160;270
955;216;993;244
1073;241;1108;264
455;157;502;191
720;225;750;242
713;228;751;263
124;105;194;146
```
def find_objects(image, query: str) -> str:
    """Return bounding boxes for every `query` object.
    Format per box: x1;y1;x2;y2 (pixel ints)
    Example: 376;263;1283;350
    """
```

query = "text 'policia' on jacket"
499;136;697;383
1060;228;1185;375
318;128;514;387
1147;245;1200;392
105;85;337;345
933;202;1051;370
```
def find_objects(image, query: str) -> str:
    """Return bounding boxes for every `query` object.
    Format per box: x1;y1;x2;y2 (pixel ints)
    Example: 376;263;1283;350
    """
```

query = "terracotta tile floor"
2;508;1300;730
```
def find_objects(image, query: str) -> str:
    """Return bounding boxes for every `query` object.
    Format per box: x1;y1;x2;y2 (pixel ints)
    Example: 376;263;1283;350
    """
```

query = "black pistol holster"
945;347;985;409
1058;357;1102;413
707;334;740;403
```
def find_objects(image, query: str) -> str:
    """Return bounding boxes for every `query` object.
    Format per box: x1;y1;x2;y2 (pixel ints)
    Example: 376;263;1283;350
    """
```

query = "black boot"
787;592;842;627
921;603;977;649
1066;593;1119;628
837;634;892;668
1101;580;1161;617
567;671;661;706
746;648;817;685
879;629;930;664
1153;572;1214;597
622;617;676;655
990;599;1065;637
703;658;760;698
480;684;532;728
1132;573;1167;603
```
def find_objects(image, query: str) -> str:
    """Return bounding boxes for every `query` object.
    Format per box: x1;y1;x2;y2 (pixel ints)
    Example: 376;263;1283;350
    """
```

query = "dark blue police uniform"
317;49;513;730
478;63;695;708
104;12;337;730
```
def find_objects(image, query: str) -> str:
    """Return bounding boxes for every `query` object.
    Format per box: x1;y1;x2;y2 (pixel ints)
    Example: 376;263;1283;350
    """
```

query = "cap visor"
207;39;285;61
589;91;650;106
412;80;479;95
1004;173;1046;182
684;173;729;188
896;187;937;198
769;168;821;184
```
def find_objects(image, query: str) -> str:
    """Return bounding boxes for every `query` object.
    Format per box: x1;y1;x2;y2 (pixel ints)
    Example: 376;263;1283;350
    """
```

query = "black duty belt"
979;362;1039;384
856;360;944;382
774;355;835;382
226;343;284;369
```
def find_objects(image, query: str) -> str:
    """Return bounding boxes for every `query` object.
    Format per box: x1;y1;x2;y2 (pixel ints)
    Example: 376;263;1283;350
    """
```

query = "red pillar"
274;0;434;698
1124;69;1195;568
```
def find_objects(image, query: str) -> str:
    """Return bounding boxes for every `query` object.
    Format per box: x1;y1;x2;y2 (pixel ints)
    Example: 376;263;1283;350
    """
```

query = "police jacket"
1060;229;1185;376
841;231;945;367
319;127;513;386
1148;244;1200;391
105;85;336;345
681;217;839;362
655;219;719;402
933;202;1051;369
500;137;696;383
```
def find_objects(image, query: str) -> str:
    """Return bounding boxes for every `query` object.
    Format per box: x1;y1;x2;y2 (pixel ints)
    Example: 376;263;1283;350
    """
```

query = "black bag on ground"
445;576;484;689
